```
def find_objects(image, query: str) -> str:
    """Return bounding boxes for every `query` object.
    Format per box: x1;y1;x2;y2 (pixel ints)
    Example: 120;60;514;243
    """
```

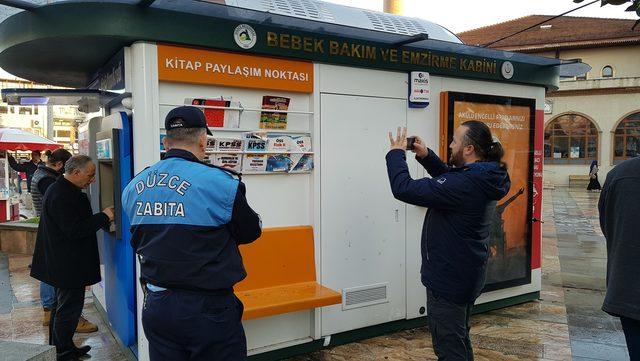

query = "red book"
191;98;228;128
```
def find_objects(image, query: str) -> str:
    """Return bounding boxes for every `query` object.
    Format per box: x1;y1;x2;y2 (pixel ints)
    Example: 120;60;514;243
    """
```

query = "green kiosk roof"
0;0;588;89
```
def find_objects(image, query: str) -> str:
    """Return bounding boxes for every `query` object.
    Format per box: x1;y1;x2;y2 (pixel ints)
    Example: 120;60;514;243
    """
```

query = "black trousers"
49;287;84;355
621;316;640;361
427;288;475;361
143;288;247;361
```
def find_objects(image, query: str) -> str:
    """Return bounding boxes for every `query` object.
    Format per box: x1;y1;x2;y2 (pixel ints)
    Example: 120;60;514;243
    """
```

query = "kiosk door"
320;93;407;335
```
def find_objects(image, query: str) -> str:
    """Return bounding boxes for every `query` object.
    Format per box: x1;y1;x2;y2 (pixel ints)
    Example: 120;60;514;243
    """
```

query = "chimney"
383;0;403;15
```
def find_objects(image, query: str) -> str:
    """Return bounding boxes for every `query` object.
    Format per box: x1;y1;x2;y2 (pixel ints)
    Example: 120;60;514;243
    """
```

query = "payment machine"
83;111;137;353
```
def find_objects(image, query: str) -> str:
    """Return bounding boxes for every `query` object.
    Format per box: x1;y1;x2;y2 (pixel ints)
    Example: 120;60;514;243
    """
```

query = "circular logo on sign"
501;61;514;79
234;24;257;49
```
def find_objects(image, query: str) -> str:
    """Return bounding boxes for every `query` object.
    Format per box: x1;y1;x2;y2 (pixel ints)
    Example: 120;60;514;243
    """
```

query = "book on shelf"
290;135;311;152
242;154;268;172
244;132;268;152
266;154;292;172
290;154;313;172
266;134;291;152
211;153;242;172
215;138;244;152
206;137;244;153
259;95;290;129
206;136;216;153
186;97;240;128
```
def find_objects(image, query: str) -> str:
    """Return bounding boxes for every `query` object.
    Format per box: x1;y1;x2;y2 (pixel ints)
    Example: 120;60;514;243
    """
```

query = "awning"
0;128;62;151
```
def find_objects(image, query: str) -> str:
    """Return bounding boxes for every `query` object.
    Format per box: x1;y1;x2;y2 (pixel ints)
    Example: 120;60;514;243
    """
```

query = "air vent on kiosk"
342;282;389;311
257;0;335;22
363;11;428;36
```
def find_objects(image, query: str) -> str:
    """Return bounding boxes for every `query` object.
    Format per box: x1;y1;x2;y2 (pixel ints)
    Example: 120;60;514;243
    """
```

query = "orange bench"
235;226;341;320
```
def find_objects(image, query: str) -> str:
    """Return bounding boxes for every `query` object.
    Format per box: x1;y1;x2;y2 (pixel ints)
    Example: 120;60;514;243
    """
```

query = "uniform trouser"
143;288;247;361
620;316;640;361
49;287;84;355
427;288;475;361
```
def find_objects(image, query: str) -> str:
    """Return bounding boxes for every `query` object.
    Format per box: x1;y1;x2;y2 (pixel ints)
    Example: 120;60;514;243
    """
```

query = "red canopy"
0;128;62;151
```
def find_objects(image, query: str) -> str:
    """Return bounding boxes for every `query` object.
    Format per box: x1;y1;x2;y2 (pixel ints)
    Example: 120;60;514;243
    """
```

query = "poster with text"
443;92;535;291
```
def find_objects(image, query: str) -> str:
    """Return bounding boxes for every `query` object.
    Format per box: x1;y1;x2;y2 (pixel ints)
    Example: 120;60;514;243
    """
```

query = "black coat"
31;176;110;289
386;149;510;303
599;157;640;321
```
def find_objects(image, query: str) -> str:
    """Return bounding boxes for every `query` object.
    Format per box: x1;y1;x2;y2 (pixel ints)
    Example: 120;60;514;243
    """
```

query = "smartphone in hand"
406;137;416;150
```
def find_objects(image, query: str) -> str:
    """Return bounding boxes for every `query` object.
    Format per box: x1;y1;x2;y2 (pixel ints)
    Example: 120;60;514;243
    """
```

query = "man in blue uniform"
122;106;262;361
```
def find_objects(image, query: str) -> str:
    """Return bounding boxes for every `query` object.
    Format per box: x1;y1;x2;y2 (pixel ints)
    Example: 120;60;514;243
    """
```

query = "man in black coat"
30;155;114;360
599;156;640;360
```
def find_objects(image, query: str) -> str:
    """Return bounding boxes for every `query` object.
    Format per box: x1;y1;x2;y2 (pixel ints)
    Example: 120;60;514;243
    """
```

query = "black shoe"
56;350;79;361
73;345;91;357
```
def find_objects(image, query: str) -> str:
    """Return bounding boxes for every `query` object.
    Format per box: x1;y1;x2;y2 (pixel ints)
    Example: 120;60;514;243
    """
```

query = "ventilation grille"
259;0;335;22
342;283;389;311
364;11;427;36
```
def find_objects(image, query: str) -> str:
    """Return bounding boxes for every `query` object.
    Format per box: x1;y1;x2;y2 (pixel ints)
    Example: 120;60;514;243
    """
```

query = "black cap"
165;106;212;136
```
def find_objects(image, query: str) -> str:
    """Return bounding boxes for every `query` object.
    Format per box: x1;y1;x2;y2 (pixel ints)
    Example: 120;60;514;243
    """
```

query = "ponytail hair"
47;148;73;167
461;120;507;169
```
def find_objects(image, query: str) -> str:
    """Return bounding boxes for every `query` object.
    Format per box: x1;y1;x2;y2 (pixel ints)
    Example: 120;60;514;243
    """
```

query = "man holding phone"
386;123;510;360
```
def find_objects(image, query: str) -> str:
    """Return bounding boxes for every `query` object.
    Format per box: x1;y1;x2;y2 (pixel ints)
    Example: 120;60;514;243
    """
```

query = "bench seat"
235;226;341;320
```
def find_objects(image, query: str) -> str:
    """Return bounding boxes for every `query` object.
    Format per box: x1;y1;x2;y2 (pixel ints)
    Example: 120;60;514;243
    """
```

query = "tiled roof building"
458;15;640;186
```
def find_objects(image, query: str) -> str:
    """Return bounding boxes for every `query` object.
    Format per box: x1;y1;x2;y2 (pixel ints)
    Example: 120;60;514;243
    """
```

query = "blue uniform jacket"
122;149;262;292
386;149;510;303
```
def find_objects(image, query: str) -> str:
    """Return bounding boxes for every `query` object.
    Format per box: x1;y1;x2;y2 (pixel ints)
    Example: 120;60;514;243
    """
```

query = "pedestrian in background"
8;150;42;193
587;160;602;191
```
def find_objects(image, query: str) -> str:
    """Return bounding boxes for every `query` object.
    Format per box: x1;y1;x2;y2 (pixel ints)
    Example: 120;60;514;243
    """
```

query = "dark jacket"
122;149;262;292
30;163;60;217
599;156;640;320
31;176;110;289
386;149;510;303
8;155;40;178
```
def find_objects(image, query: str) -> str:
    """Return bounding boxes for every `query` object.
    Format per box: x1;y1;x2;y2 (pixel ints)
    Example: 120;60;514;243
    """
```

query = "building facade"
0;73;84;154
459;16;640;186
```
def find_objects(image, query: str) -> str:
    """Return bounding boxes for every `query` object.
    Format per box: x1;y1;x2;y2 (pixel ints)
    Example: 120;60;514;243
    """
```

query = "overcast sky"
324;0;638;33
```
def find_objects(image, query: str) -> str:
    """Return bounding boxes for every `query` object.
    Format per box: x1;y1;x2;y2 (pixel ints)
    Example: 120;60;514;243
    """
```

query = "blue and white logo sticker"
501;61;514;79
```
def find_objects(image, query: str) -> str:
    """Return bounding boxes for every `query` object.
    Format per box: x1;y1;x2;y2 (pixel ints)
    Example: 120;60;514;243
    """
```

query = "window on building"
54;129;72;139
0;105;7;114
544;114;598;164
613;112;640;164
602;66;614;78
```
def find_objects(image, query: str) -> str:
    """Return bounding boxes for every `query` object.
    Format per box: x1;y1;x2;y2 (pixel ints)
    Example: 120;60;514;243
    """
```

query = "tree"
573;0;640;29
